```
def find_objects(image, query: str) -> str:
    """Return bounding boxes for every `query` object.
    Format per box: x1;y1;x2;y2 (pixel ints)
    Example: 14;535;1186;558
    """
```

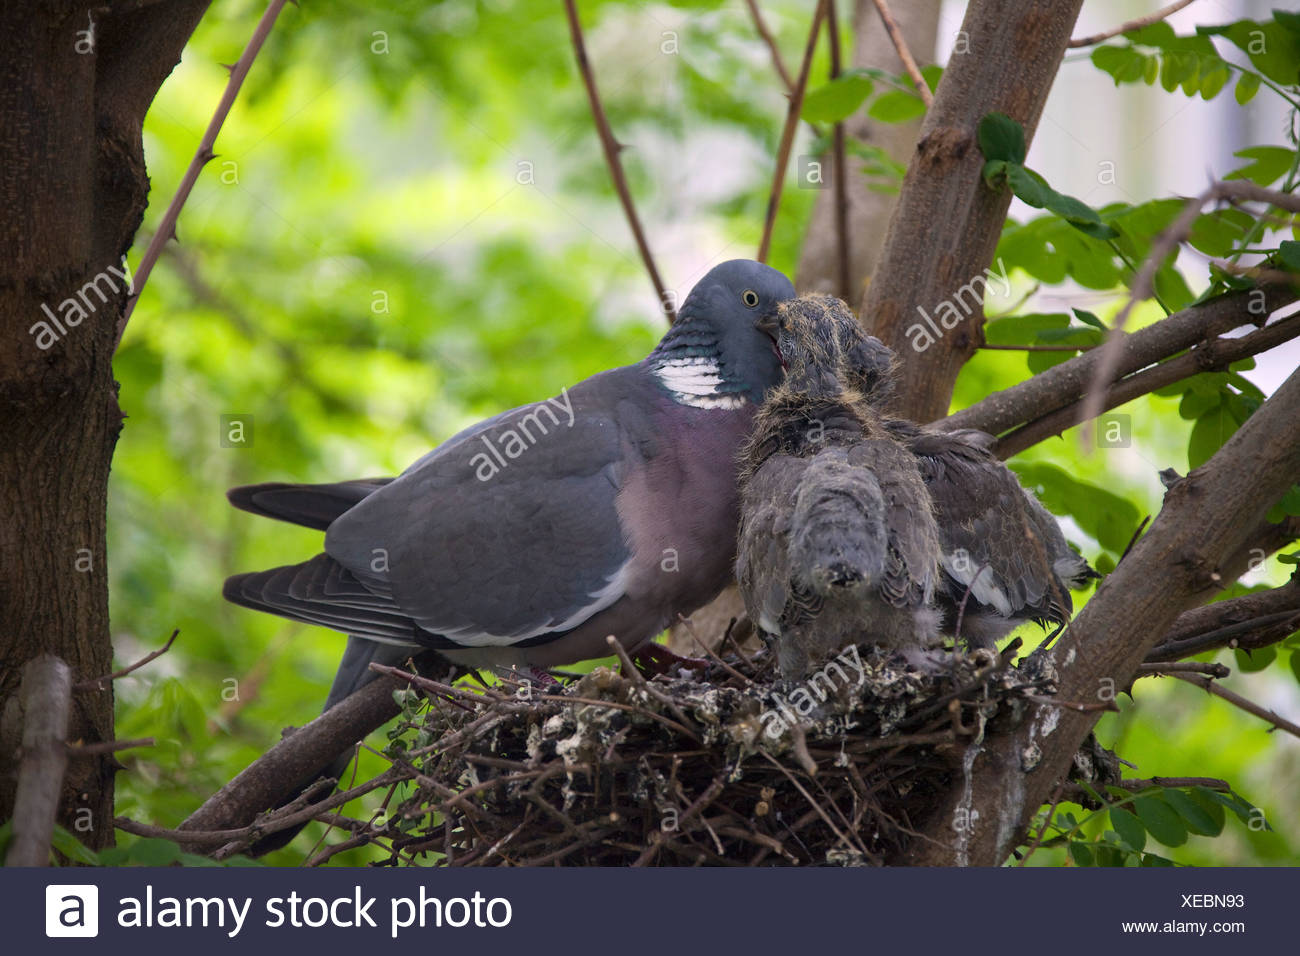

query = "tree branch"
937;285;1297;441
563;0;674;322
868;0;933;107
178;671;407;840
1080;181;1300;445
745;0;796;91
826;0;851;302
4;656;72;866
1068;0;1198;49
758;0;828;264
862;0;1085;421
116;0;291;350
901;363;1300;865
1146;575;1300;662
1172;672;1300;740
995;307;1300;457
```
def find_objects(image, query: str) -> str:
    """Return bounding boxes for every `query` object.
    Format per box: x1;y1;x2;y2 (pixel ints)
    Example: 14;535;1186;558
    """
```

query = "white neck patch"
654;357;748;410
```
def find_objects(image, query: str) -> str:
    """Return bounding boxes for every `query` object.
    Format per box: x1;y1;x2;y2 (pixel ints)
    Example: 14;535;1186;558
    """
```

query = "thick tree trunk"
0;0;209;849
862;0;1084;422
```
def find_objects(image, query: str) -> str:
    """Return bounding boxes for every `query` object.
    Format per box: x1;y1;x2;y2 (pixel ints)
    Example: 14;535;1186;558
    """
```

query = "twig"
676;613;754;685
1079;180;1300;450
745;0;795;91
827;0;851;302
1135;661;1230;678
563;0;674;322
5;656;72;866
979;343;1098;352
1068;0;1198;48
116;0;291;349
869;0;933;107
67;737;155;757
757;0;829;263
1172;672;1300;740
1001;308;1300;458
940;285;1299;441
74;629;178;692
1110;775;1229;792
1147;610;1300;663
604;635;701;741
1016;781;1065;866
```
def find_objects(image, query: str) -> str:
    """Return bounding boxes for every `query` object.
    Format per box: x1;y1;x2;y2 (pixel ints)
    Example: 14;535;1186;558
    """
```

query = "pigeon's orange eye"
741;289;760;308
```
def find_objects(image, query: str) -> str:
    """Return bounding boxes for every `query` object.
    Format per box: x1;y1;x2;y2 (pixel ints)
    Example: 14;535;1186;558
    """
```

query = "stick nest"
373;640;1116;866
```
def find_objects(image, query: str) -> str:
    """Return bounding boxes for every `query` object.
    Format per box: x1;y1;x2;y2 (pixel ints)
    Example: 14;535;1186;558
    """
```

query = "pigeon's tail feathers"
790;460;888;597
222;554;422;645
227;478;393;531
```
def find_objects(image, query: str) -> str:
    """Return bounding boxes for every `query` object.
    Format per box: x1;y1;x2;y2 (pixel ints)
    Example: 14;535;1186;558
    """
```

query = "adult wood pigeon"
736;295;941;679
225;260;797;709
821;302;1101;650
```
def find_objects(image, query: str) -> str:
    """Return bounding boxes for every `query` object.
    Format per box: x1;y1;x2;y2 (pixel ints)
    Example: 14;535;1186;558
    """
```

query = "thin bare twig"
1068;0;1198;48
1079;180;1300;449
67;737;155;757
758;0;829;263
1135;661;1230;678
116;0;291;349
1172;672;1300;740
827;0;851;302
745;0;795;91
563;0;674;322
869;0;933;107
74;629;178;693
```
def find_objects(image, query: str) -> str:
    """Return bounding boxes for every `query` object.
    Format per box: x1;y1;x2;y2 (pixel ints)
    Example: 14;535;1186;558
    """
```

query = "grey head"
651;260;796;404
773;294;896;403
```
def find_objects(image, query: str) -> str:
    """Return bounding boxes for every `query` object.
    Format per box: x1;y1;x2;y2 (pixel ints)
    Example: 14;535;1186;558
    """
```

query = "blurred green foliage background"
108;0;1299;865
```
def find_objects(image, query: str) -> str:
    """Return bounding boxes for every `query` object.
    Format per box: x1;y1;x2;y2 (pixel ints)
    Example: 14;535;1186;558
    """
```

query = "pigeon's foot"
630;642;709;678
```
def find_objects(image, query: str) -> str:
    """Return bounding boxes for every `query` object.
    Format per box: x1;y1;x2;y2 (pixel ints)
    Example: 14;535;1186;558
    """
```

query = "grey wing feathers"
227;479;392;531
736;456;799;635
896;423;1087;623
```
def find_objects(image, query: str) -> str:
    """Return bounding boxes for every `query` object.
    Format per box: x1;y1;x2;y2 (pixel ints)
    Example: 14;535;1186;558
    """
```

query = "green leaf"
1068;840;1095;866
1164;789;1224;837
1178;388;1221;421
983;312;1069;345
1092;45;1150;85
1133;795;1189;847
1225;145;1296;186
1110;807;1147;852
1072;308;1106;330
1199;20;1300;85
1004;164;1053;207
1233;645;1276;672
126;837;184;866
802;73;874;124
1278;240;1300;271
1267;484;1300;522
1189;788;1228;834
867;88;926;123
978;111;1026;164
1290;650;1300;686
1233;70;1261;104
1188;404;1239;468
